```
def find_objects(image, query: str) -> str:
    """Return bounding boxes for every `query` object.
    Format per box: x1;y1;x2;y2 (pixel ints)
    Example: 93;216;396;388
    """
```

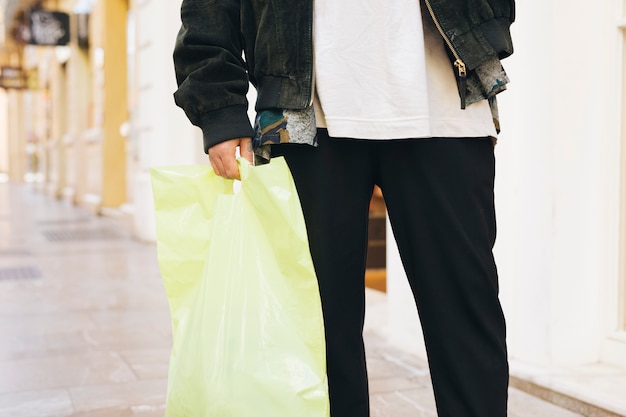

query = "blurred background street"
2;0;626;416
0;181;605;417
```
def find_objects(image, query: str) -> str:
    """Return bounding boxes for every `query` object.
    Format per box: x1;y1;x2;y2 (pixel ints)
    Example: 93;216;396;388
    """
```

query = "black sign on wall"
0;66;26;89
27;9;71;46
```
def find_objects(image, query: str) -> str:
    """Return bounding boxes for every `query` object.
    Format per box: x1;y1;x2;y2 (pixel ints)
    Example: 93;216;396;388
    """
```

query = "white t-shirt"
313;0;497;139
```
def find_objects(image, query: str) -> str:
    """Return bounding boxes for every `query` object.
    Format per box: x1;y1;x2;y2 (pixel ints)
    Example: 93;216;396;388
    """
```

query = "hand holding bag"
151;157;329;417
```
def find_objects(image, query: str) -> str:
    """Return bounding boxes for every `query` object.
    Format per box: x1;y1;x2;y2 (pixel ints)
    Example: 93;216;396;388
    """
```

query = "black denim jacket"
173;0;515;152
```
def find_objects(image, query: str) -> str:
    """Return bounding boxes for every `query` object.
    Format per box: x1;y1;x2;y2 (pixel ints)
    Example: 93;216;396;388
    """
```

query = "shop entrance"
365;186;386;292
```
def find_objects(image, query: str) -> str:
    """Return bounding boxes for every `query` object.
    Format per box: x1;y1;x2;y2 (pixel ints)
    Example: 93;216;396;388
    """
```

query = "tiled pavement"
0;182;595;416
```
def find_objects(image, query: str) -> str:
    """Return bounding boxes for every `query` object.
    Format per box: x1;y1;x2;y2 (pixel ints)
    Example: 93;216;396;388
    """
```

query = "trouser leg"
375;138;508;417
272;130;374;417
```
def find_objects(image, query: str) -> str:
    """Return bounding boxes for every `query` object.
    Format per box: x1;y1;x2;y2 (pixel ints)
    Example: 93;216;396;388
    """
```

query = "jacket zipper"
423;0;467;109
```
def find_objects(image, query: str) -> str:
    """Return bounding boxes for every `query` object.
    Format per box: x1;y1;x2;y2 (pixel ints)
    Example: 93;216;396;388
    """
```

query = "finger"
222;156;241;179
210;153;240;179
240;137;254;165
208;149;226;177
208;154;225;178
208;140;240;179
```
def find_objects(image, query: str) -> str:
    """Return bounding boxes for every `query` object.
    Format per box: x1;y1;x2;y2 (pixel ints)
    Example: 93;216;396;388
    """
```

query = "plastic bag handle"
237;157;251;181
217;158;251;195
211;157;252;194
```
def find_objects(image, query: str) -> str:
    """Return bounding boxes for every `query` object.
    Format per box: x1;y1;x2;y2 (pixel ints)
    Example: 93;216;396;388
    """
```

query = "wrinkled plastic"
151;157;329;417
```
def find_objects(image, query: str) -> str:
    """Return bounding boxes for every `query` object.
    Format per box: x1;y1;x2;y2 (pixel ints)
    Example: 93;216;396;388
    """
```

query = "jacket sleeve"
173;0;255;153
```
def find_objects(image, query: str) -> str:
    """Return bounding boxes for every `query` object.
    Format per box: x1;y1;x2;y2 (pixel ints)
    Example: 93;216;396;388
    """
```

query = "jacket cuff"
198;105;255;153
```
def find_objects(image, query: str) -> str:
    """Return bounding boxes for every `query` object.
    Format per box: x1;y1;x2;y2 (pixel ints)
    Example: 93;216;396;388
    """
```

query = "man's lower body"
272;129;509;417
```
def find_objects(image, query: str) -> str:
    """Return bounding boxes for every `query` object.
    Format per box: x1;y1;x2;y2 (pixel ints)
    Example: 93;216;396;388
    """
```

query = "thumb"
240;137;254;165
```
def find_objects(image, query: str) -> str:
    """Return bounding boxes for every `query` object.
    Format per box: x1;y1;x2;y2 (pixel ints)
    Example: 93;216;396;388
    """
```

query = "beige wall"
7;90;25;181
126;0;205;241
618;0;626;334
0;91;8;176
91;0;129;208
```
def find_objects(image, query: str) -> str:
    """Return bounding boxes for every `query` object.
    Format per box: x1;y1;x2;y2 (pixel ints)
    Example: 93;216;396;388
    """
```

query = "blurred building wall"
125;0;205;241
0;0;6;178
0;0;203;237
0;92;7;178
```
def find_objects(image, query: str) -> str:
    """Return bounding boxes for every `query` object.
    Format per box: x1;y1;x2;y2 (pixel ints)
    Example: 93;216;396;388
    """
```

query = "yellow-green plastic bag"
151;157;329;417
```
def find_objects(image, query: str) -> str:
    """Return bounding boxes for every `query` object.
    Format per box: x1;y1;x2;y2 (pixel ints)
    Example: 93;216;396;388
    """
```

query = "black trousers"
272;129;508;417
